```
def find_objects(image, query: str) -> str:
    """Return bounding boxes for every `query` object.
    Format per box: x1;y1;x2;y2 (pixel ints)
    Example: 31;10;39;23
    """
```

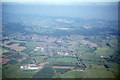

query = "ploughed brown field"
39;62;49;67
0;58;10;64
52;66;74;69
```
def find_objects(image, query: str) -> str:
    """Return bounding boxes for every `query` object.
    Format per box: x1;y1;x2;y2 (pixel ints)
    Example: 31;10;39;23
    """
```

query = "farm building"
20;64;40;70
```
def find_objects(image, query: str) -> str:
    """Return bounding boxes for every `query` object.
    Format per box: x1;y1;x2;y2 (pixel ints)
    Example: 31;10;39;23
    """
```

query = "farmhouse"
20;64;41;70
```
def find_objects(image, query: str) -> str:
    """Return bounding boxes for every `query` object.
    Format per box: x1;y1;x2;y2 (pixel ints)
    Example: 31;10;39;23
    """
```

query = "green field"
85;69;115;78
94;47;116;56
33;66;54;78
31;51;45;56
2;64;37;78
46;57;77;63
75;45;95;53
54;71;85;78
22;42;36;54
55;68;70;74
35;56;47;63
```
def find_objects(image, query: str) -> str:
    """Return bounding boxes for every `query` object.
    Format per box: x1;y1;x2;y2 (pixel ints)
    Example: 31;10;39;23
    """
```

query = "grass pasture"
35;56;47;63
22;42;36;54
32;66;54;78
47;57;77;63
2;64;36;78
55;68;70;74
85;69;115;78
94;47;115;56
54;71;85;78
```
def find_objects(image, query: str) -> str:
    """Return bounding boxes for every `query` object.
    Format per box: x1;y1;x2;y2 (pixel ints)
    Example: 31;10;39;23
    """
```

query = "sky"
1;0;120;2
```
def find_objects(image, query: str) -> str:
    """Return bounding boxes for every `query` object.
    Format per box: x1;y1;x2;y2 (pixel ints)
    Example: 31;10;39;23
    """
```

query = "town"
1;31;119;78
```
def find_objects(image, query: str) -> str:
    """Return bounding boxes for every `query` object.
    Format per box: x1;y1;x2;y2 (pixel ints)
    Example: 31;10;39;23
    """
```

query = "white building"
20;64;39;70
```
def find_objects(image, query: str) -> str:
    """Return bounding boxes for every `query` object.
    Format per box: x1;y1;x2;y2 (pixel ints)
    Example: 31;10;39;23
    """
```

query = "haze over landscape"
3;2;118;20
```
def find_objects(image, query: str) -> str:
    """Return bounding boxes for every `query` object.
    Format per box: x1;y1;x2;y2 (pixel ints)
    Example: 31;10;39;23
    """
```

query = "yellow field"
2;49;9;54
2;40;26;52
3;43;26;52
7;44;26;52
